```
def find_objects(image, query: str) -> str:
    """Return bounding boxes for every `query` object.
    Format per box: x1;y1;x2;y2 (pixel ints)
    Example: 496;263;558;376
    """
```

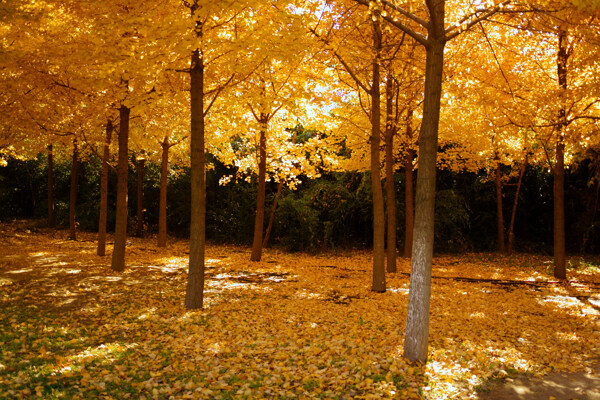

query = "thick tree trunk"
158;138;169;248
371;14;386;292
68;140;79;240
97;120;113;256
508;155;527;254
263;180;284;249
135;156;145;237
111;105;130;272
385;73;397;273
185;45;206;309
553;29;568;280
47;144;55;228
494;152;506;252
404;33;446;362
251;121;268;262
404;110;414;258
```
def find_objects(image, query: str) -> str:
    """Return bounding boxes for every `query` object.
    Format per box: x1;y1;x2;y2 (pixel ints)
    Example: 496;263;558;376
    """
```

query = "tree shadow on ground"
2;221;598;399
477;360;600;400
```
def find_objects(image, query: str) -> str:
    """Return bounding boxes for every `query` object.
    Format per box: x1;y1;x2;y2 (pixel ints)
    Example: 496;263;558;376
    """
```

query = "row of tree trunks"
494;150;527;255
97;120;113;256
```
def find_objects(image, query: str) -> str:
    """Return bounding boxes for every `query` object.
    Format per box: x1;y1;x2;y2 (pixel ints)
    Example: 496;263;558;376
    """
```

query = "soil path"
478;360;600;400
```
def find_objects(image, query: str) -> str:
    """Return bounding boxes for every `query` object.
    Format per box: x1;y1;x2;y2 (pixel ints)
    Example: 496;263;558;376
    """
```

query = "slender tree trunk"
68;139;79;240
136;155;145;237
508;155;527;255
404;31;446;363
385;73;397;273
581;180;600;252
263;180;284;249
111;105;130;272
97;120;113;256
371;13;386;292
185;44;206;309
494;151;506;252
404;110;414;258
47;144;55;228
158;138;169;248
554;140;566;279
251;120;268;262
554;29;568;280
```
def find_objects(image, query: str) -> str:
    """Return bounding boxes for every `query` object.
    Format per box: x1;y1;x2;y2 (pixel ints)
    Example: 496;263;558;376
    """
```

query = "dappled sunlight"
385;286;409;294
4;267;34;274
137;308;157;320
293;288;323;299
63;342;138;369
1;226;598;399
541;294;581;309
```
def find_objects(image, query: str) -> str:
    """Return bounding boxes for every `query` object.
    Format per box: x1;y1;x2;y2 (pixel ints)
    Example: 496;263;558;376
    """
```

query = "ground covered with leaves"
1;221;599;399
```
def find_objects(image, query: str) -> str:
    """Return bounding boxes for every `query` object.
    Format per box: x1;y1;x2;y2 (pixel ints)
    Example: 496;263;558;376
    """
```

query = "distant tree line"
2;152;600;255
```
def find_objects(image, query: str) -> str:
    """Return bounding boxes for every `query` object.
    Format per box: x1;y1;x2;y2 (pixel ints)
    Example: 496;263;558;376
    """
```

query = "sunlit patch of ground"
0;220;598;399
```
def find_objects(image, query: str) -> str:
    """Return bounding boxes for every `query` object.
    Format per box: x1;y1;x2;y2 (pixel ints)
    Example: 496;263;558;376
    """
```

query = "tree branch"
446;0;512;41
350;0;428;46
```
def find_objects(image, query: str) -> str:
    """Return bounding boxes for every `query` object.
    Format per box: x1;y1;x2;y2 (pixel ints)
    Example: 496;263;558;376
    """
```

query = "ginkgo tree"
456;1;600;279
212;2;329;262
347;0;520;363
180;0;261;310
308;0;393;292
514;3;600;280
139;75;189;248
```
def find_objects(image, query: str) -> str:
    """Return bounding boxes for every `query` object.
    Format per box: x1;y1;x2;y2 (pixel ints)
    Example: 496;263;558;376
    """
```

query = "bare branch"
446;0;512;41
203;73;235;117
350;0;428;46
308;27;371;94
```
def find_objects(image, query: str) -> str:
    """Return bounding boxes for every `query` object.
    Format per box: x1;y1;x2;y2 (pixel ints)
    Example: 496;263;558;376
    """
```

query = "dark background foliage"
1;152;599;255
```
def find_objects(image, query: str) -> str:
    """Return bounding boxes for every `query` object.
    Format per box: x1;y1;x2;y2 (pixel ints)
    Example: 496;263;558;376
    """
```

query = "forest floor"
1;220;599;400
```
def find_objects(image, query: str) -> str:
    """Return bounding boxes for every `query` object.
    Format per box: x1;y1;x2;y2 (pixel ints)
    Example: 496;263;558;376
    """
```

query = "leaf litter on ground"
0;221;599;399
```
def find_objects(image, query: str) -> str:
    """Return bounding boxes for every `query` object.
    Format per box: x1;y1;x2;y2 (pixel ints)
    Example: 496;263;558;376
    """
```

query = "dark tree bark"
553;29;568;280
251;120;268;262
404;17;446;363
158;137;169;248
508;155;527;255
135;155;145;237
494;151;506;252
97;120;113;256
371;13;386;292
47;144;55;228
68;139;79;240
404;110;415;259
263;180;284;249
111;105;130;272
385;73;397;273
185;42;206;309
